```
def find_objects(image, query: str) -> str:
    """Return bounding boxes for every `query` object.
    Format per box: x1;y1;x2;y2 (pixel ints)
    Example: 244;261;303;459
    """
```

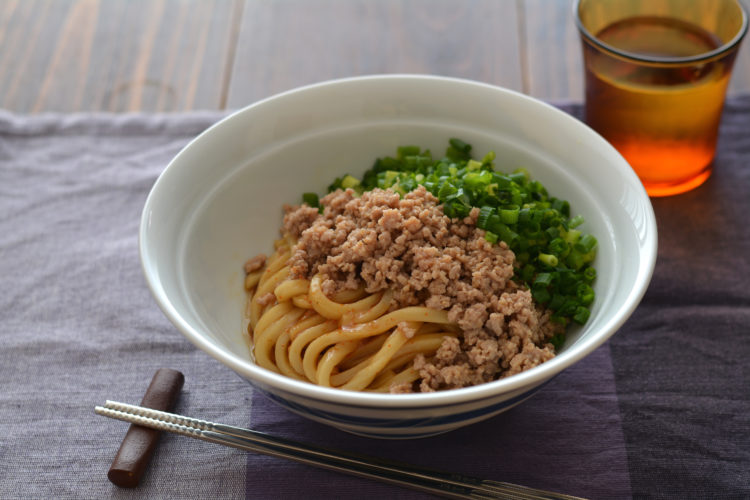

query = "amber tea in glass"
576;0;748;197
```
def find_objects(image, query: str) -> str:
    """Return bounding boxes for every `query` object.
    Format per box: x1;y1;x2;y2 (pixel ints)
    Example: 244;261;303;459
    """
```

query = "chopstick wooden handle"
107;368;184;488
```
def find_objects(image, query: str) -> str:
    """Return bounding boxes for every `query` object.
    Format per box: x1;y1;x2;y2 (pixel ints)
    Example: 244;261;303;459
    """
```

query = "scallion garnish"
302;192;319;207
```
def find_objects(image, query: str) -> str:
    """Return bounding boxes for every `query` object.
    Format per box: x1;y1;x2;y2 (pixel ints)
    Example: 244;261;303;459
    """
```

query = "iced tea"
576;0;748;197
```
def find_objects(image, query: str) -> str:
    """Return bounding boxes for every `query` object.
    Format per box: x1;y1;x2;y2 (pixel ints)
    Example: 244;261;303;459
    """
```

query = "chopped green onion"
466;159;483;171
564;229;581;244
449;138;471;154
575;234;598;254
534;273;553;287
566;249;586;270
573;306;591;324
302;192;319;207
545;227;560;240
375;170;400;189
548;293;566;311
550;333;565;350
583;267;597;283
552;198;570;217
569;214;585;228
397;145;421;158
520;264;535;283
481;151;496;165
548;238;568;256
464;170;493;190
576;283;595;306
340;175;361;189
532;285;551;303
538;253;558;267
477;206;495;229
499;207;520;224
437;181;458;200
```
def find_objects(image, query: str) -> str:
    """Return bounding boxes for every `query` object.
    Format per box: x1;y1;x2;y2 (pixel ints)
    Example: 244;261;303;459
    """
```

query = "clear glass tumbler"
575;0;748;197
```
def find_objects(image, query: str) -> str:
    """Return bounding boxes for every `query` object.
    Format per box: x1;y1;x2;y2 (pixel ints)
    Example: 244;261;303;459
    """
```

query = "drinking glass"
575;0;748;197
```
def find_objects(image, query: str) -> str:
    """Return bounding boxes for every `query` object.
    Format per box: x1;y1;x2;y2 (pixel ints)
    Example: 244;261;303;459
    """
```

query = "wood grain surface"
226;0;523;107
0;0;748;113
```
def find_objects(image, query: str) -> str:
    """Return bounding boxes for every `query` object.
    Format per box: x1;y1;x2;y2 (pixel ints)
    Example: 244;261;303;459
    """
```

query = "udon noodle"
242;139;598;393
244;235;461;392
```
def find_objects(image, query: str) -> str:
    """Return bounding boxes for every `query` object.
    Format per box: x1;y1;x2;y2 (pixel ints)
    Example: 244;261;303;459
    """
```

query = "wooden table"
2;0;749;114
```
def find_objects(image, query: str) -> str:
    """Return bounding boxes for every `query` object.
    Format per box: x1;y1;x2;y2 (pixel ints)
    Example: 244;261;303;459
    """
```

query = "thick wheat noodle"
329;332;456;387
336;324;452;373
274;279;310;302
244;271;263;291
331;287;368;303
316;340;360;386
370;366;421;392
288;320;338;376
244;239;459;392
338;333;389;370
340;322;418;391
254;303;304;372
287;312;327;341
250;265;291;328
265;243;291;274
259;266;291;296
274;330;306;381
309;274;382;320
300;306;452;382
291;295;313;309
351;288;393;323
384;334;455;367
325;327;415;389
287;281;367;311
276;310;326;379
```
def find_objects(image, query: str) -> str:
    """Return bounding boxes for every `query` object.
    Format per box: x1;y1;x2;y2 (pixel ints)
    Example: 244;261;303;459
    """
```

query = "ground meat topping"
282;186;562;392
243;254;267;274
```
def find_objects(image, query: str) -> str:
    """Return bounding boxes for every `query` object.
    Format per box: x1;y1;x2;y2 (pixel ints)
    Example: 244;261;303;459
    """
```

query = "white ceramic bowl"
140;75;657;438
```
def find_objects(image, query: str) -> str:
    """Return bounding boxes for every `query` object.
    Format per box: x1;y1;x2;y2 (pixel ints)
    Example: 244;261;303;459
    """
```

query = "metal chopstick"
95;400;587;500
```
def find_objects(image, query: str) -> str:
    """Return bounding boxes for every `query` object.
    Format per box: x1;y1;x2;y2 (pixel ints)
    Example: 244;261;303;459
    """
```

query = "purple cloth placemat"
607;96;750;497
0;111;250;499
1;96;748;500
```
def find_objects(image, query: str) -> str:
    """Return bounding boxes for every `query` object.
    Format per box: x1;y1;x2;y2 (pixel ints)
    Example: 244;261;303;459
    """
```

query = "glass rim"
573;0;749;65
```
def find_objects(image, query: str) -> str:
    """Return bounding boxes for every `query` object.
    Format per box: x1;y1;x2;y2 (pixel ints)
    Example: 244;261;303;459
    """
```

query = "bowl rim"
140;74;657;409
